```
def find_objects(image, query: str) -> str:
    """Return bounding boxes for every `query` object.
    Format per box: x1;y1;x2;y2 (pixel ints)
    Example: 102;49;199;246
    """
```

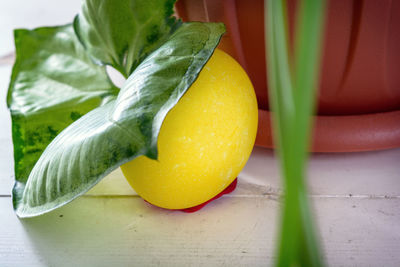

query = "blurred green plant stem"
265;0;326;266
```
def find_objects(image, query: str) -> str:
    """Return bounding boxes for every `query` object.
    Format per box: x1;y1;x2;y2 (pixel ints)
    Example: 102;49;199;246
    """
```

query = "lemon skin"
121;49;258;209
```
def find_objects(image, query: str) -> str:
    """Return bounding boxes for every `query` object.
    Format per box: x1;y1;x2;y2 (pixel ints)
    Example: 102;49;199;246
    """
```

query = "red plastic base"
144;178;238;213
180;178;238;213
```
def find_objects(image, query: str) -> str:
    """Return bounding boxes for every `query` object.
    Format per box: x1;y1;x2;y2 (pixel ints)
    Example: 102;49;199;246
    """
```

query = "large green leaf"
14;22;225;218
73;0;180;77
7;25;118;210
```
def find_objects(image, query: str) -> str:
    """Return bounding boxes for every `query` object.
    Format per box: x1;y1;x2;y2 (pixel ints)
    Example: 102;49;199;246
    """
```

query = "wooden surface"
1;1;400;266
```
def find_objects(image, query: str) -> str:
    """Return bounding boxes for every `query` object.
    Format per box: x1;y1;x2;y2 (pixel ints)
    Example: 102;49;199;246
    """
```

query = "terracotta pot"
176;0;400;152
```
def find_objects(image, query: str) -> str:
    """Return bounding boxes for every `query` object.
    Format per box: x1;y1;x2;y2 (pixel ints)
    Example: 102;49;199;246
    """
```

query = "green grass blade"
266;1;299;264
265;0;326;266
293;1;326;266
293;0;326;155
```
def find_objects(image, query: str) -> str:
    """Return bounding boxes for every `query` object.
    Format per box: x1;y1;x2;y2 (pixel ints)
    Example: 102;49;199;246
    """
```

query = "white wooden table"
1;1;400;266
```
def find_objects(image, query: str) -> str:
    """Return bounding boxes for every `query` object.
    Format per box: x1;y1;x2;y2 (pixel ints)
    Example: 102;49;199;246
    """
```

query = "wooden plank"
308;149;400;196
86;168;137;196
241;147;400;197
317;197;400;267
1;196;399;266
0;196;277;267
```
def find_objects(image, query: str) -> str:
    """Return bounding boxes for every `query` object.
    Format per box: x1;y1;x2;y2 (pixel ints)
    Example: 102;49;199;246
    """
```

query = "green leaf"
73;0;180;77
265;0;326;266
7;24;118;210
14;22;225;218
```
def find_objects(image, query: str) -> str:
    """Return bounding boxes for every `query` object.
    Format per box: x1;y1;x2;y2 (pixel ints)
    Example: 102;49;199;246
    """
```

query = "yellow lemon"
121;49;258;209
